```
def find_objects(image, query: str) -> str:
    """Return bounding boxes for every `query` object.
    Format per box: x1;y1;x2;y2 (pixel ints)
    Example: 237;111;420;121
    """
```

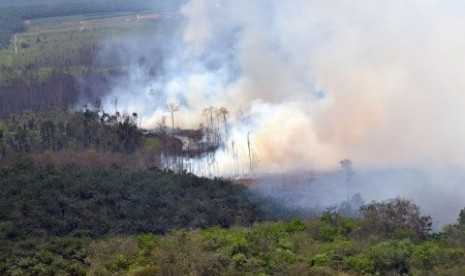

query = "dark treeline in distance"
0;67;118;115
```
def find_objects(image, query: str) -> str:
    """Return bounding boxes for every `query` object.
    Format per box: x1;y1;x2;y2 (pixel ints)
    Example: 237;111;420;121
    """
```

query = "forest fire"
97;0;465;225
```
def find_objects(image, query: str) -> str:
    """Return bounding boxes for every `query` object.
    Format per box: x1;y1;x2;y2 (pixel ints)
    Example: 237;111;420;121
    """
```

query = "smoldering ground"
87;0;465;225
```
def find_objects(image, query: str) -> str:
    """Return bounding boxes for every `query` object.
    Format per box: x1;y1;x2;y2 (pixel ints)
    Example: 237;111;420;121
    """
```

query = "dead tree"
203;106;220;147
247;132;252;174
340;159;354;198
219;107;229;139
158;115;167;134
167;103;179;134
111;97;118;114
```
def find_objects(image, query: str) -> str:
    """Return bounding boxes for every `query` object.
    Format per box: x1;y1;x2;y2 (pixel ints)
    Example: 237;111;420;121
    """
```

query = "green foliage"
201;227;250;259
144;137;160;153
320;239;358;270
12;156;33;171
0;221;14;239
136;234;159;250
285;218;307;232
0;236;90;275
368;239;414;274
0;123;5;138
410;241;465;270
201;227;234;251
3;213;465;275
0;166;269;239
359;197;432;241
230;253;247;270
82;216;465;276
198;220;309;274
344;254;375;274
87;236;138;275
308;210;358;242
459;207;465;229
310;253;329;267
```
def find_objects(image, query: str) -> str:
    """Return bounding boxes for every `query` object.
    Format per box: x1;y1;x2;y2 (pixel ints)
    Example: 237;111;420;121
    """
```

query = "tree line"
0;67;119;116
0;109;142;160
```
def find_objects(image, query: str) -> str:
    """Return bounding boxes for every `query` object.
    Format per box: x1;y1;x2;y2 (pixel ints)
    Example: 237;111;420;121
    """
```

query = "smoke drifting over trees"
92;0;465;224
98;0;465;173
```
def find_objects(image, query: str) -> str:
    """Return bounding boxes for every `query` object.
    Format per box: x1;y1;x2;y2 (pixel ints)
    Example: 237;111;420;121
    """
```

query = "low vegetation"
85;214;464;275
2;186;465;275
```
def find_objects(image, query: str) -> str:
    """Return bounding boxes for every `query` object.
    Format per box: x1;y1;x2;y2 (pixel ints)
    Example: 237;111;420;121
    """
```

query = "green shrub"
359;198;432;240
285;219;307;233
201;227;249;257
0;123;5;138
230;253;247;270
442;224;465;248
314;211;358;241
144;138;160;153
201;227;235;251
0;221;14;239
368;239;414;274
114;254;131;271
344;254;375;274
129;266;159;276
459;208;465;230
410;241;465;270
322;239;358;270
310;253;329;267
136;234;159;250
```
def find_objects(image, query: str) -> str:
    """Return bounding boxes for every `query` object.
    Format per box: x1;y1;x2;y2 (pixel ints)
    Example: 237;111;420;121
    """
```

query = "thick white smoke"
100;0;465;175
95;0;465;225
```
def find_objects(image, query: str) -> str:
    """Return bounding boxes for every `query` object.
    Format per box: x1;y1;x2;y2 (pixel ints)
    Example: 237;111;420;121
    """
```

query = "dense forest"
0;166;271;238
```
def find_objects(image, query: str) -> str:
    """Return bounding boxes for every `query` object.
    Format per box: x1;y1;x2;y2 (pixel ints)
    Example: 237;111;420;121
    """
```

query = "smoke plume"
99;0;465;173
95;0;465;224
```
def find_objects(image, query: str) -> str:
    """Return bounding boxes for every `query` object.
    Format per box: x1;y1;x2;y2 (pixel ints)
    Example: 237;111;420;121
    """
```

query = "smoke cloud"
99;0;465;173
94;0;465;223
